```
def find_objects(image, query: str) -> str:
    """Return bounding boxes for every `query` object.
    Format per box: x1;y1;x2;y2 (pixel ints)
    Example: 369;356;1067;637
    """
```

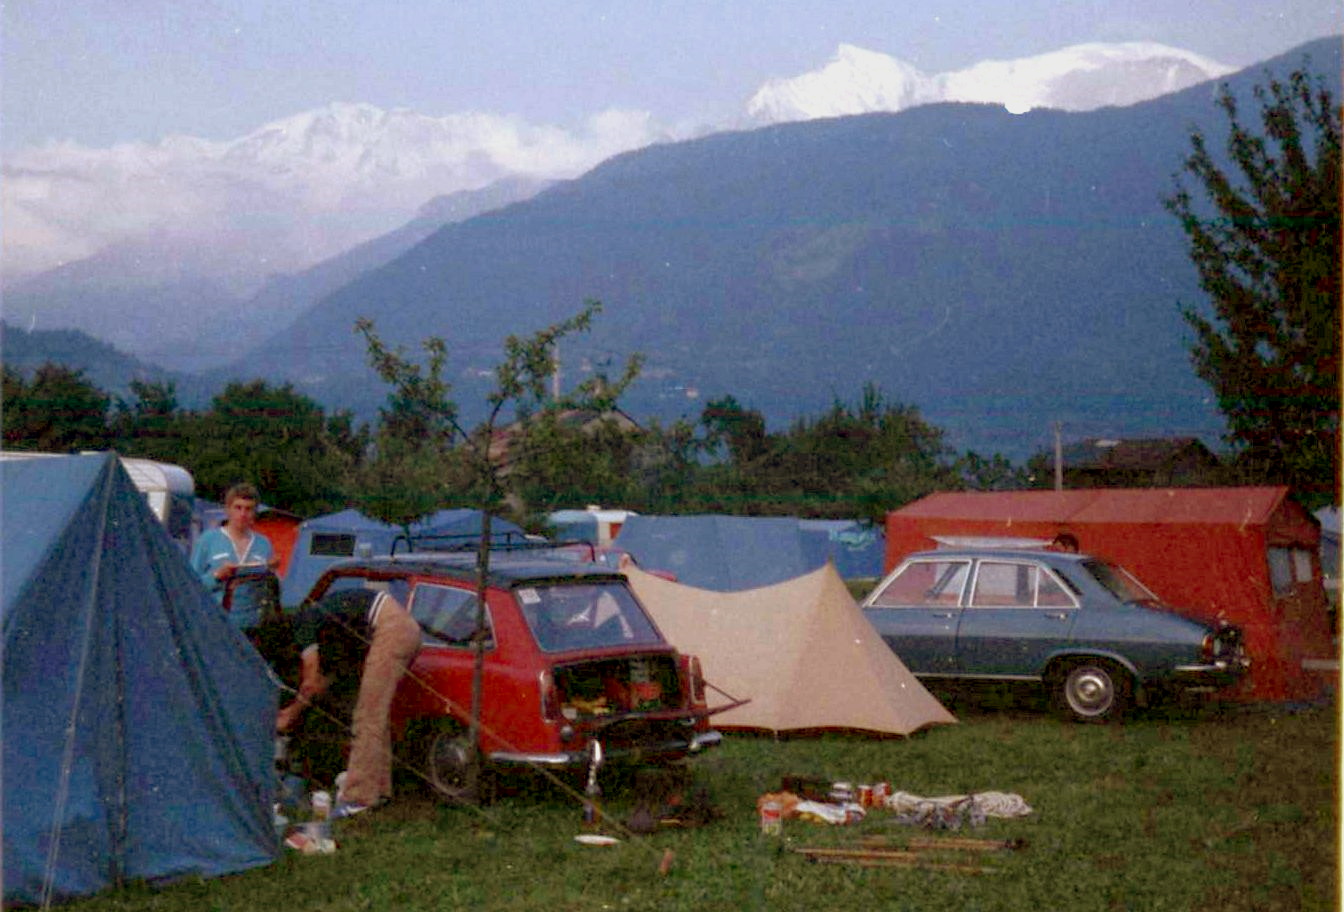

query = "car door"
395;581;492;722
863;558;970;673
954;559;1079;677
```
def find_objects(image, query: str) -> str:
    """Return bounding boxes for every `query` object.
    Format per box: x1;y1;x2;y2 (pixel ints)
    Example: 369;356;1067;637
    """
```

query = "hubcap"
427;731;472;799
1066;666;1114;716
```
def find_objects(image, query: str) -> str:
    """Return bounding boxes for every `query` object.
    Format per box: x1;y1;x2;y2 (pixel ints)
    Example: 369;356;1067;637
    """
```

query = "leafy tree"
685;385;958;521
2;363;111;452
112;379;186;460
953;450;1030;492
504;410;644;517
180;380;360;515
1165;65;1340;502
699;395;768;464
351;326;462;529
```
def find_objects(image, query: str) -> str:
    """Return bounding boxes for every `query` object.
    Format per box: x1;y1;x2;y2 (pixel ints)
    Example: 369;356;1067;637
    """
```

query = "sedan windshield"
517;581;664;652
1081;559;1159;603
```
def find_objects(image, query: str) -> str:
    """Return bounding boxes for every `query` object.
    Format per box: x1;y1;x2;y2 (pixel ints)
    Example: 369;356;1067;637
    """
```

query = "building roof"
895;486;1294;527
1060;437;1215;471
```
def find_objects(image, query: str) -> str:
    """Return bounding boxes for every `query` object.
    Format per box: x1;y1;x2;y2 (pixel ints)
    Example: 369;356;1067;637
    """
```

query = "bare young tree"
356;299;641;798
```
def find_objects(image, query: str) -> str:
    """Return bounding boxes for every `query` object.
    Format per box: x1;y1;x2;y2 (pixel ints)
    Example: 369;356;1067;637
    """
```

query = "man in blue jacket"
190;482;279;631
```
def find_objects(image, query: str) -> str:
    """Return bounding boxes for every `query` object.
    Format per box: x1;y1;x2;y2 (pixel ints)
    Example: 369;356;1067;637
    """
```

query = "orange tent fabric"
625;563;956;735
254;509;303;579
885;488;1335;701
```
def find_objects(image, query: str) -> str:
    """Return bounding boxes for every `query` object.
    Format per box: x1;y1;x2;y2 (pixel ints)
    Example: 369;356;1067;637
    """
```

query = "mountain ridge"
221;37;1337;459
5;38;1283;314
11;37;1337;462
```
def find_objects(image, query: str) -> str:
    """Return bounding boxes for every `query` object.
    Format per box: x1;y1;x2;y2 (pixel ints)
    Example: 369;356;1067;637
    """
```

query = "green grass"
63;696;1338;912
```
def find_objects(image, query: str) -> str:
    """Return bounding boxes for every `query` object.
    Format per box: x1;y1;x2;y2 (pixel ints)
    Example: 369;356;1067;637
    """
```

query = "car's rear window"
1081;559;1158;603
517;581;664;652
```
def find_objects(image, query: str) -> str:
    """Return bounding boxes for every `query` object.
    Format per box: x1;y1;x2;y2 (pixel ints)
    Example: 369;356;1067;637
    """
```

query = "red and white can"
759;800;782;836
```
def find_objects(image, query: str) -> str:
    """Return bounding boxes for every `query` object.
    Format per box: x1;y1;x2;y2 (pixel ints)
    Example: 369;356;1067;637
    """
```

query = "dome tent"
625;563;955;735
2;453;278;906
281;507;527;604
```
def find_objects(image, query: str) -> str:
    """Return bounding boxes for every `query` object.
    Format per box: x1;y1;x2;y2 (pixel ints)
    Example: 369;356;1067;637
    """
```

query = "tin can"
311;790;332;820
829;781;854;803
873;781;891;806
759;800;782;836
858;784;874;807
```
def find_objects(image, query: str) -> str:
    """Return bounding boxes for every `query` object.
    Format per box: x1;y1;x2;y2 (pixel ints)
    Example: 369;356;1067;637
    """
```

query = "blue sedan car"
861;548;1249;722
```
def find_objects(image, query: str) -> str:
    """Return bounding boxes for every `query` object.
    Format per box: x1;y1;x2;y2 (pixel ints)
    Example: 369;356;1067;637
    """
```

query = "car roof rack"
389;532;601;559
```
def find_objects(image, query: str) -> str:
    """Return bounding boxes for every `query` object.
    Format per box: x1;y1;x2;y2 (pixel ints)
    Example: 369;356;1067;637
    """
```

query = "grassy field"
65;694;1337;912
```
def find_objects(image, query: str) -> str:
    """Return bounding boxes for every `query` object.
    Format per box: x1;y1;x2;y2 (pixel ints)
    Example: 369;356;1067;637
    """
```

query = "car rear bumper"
489;730;722;767
1169;657;1251;691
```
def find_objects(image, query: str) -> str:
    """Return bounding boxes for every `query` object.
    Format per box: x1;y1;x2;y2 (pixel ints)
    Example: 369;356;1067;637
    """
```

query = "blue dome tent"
2;453;278;906
281;508;527;604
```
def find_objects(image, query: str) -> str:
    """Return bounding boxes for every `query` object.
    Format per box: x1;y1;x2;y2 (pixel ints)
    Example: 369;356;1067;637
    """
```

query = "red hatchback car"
297;550;727;799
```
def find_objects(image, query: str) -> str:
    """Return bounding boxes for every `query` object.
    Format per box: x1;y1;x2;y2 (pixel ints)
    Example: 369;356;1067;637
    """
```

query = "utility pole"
551;340;561;400
1053;422;1064;491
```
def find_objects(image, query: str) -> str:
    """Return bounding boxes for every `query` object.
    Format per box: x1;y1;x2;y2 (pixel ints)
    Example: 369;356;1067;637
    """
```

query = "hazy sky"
3;0;1338;151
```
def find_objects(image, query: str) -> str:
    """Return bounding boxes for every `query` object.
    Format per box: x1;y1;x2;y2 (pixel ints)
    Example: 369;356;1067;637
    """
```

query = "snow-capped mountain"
3;38;1244;368
747;42;1235;122
3;103;667;286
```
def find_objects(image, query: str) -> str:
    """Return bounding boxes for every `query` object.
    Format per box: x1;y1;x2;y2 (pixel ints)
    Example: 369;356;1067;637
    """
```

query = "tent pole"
40;456;117;907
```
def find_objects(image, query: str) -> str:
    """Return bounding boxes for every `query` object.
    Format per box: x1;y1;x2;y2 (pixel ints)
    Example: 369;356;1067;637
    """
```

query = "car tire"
422;721;493;805
1052;659;1131;723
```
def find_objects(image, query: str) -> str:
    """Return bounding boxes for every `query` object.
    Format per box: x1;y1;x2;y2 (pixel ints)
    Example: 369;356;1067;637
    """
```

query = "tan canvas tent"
625;563;956;735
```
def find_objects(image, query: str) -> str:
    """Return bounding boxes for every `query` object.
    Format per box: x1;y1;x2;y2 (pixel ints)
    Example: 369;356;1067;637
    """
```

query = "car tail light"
538;669;559;719
1202;629;1239;661
688;656;706;704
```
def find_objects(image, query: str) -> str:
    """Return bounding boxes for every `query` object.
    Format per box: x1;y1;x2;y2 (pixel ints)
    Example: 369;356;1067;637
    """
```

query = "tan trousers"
340;596;421;806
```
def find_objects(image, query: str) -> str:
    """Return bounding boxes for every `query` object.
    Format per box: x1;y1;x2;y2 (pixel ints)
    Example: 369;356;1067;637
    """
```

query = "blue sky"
3;0;1338;151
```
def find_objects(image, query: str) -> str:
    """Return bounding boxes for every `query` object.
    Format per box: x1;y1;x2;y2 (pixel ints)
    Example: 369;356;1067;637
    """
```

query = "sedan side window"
410;583;493;649
971;562;1077;608
1036;570;1076;607
971;562;1031;607
870;560;970;608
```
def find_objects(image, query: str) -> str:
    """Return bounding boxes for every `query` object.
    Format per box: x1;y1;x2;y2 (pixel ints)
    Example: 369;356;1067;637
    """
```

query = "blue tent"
797;519;885;580
615;515;813;591
616;515;886;591
281;508;527;604
2;453;279;906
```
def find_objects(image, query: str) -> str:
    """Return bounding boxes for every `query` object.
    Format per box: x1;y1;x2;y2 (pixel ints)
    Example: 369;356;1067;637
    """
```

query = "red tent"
255;507;303;579
885;487;1336;702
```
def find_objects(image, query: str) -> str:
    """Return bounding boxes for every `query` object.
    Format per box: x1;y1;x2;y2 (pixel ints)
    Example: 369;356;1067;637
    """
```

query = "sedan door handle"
929;611;956;619
1042;611;1069;621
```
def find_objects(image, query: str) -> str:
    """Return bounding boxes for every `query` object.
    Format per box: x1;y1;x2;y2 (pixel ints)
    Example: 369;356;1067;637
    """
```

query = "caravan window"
1268;548;1294;595
311;533;357;557
1292;549;1314;582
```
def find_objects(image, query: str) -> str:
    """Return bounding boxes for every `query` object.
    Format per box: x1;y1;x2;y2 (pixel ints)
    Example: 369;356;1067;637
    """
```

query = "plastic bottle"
582;778;603;830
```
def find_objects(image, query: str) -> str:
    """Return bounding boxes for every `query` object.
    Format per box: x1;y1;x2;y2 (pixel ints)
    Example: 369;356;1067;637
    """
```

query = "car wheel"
1053;659;1131;723
422;722;492;805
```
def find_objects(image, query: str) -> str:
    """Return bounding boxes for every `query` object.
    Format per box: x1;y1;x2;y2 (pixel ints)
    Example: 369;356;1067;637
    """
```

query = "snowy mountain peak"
748;45;932;122
747;41;1235;123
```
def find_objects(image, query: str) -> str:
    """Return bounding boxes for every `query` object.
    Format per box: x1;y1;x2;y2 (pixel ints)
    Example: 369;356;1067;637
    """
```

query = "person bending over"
277;585;421;817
